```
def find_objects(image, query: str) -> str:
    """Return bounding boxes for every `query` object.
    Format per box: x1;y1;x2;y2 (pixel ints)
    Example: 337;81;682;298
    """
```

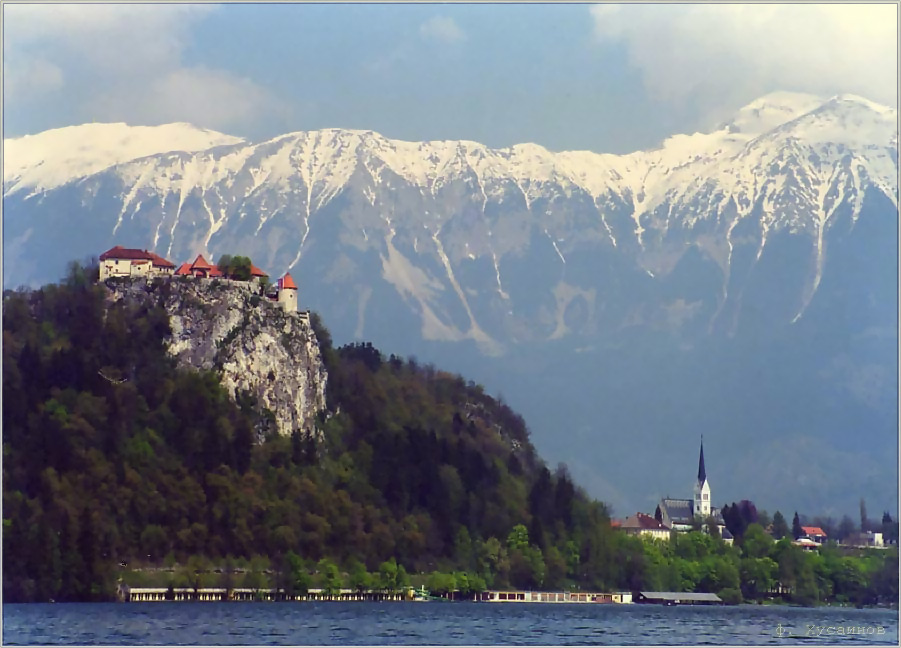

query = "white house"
99;246;175;280
620;512;672;541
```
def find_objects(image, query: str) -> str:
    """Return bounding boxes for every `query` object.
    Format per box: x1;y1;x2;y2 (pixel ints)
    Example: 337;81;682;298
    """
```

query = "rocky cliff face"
105;276;327;438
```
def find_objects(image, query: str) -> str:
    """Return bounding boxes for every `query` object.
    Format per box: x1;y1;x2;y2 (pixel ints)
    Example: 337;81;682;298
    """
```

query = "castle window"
703;494;708;501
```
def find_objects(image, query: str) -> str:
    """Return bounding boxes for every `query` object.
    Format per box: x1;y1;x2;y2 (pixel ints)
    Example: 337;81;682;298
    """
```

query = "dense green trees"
3;266;897;607
215;255;254;281
771;511;790;540
616;528;896;606
2;268;619;601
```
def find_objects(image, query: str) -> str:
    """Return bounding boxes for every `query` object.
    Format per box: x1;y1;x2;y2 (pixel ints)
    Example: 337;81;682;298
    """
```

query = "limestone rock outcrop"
106;276;327;438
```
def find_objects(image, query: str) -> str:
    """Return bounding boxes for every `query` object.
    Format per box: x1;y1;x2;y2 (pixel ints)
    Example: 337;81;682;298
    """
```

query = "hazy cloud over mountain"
3;3;289;134
590;4;898;127
6;4;895;155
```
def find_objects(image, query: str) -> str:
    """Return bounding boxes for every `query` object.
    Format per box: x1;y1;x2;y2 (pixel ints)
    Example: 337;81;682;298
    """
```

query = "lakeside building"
479;590;633;604
634;591;723;605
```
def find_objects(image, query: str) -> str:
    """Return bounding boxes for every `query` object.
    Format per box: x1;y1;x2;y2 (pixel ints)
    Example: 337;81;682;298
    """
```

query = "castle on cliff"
98;246;299;313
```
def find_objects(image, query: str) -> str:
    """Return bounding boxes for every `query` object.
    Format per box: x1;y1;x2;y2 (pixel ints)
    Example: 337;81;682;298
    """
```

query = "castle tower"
693;438;711;518
278;273;298;312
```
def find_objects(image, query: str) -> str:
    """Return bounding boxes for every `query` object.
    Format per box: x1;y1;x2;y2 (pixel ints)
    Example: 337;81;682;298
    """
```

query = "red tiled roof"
250;264;268;277
622;512;670;531
208;265;224;277
99;246;154;261
99;246;175;268
802;526;827;537
280;273;297;290
175;263;192;275
191;254;212;270
148;252;175;268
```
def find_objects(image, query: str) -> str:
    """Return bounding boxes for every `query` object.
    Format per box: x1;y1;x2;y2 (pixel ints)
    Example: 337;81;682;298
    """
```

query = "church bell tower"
693;438;711;517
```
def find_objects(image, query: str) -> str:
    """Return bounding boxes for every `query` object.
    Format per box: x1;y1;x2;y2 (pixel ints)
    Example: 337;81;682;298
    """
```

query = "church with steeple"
657;439;732;543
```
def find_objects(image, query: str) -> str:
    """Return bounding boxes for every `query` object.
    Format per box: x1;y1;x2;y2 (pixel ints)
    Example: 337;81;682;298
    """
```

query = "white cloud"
590;3;898;119
4;58;63;100
420;16;466;44
4;4;288;136
5;4;213;71
88;67;289;133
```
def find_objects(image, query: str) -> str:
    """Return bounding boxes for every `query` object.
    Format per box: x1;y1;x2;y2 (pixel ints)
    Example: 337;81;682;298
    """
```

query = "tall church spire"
697;437;707;484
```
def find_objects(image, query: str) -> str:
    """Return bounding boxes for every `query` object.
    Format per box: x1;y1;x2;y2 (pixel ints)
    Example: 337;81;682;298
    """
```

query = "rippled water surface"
3;602;898;645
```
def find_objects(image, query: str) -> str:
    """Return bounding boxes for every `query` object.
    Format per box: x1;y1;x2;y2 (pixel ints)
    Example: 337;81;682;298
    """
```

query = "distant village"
98;245;300;314
613;440;894;551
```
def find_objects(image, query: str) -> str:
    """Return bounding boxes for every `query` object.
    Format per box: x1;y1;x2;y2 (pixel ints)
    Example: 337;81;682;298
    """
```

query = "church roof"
661;499;694;524
660;498;725;526
698;439;707;483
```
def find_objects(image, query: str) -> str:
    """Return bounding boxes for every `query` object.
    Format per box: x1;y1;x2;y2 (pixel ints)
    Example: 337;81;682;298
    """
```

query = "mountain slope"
3;91;897;517
3;122;245;197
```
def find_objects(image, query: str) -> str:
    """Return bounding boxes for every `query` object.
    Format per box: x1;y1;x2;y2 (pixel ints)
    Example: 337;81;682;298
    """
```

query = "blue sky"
4;3;898;154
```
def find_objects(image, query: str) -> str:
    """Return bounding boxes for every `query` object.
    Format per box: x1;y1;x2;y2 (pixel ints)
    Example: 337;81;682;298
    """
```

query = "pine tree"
860;498;868;533
792;512;803;540
772;511;789;539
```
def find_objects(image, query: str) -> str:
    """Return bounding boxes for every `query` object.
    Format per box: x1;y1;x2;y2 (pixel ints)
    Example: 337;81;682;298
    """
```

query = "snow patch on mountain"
3;91;897;335
3;122;244;197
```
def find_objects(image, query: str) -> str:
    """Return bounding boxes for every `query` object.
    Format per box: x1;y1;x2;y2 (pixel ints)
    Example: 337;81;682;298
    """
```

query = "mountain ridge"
3;90;897;516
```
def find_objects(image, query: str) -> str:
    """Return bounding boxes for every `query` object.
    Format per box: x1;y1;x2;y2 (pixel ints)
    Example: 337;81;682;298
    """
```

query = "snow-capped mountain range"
3;91;897;516
4;92;896;344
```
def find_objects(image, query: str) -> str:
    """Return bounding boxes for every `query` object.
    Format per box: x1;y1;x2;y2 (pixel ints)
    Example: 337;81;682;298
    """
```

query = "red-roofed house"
175;255;228;278
99;246;175;280
793;537;820;551
800;526;827;545
619;512;672;541
176;255;269;283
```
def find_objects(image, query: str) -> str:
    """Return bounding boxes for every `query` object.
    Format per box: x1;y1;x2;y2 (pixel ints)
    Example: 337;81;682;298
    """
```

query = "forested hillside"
3;265;896;607
2;264;616;602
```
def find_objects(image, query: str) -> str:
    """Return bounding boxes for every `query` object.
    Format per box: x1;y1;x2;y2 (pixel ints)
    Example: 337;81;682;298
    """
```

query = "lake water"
3;602;898;645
